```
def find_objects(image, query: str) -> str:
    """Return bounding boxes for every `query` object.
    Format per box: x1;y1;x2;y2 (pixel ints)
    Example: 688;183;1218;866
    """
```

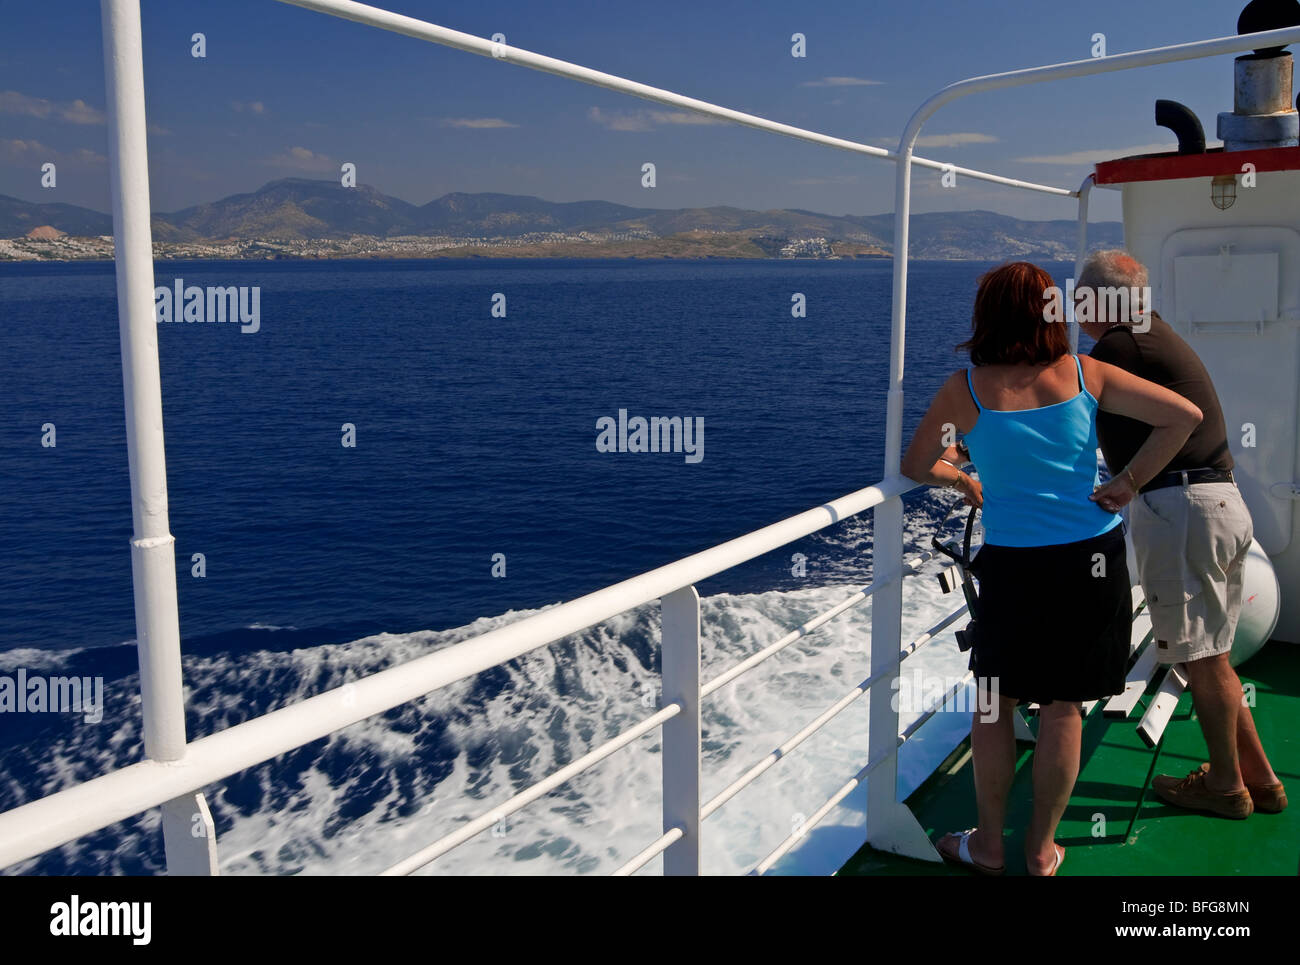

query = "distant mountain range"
0;178;1123;260
0;196;114;237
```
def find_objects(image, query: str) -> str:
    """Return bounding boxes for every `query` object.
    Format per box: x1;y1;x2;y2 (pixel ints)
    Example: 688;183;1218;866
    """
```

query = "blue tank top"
963;355;1121;548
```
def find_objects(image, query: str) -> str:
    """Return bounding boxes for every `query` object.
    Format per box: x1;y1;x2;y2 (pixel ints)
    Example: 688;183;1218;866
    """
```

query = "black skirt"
965;523;1131;704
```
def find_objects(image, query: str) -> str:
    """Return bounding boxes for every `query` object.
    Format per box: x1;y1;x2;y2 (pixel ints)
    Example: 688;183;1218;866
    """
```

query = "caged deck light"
1212;173;1239;208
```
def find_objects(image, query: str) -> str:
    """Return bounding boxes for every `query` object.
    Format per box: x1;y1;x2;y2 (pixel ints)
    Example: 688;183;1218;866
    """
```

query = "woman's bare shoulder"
942;368;969;390
1077;353;1108;397
939;368;976;401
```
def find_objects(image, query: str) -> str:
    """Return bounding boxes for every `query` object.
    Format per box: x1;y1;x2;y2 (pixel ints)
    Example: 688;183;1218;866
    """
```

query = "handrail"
0;475;916;870
899;603;970;660
900;671;975;742
272;0;1074;198
903;27;1300;153
750;652;973;875
381;701;684;876
382;549;961;876
702;541;945;698
750;675;978;876
700;602;969;823
385;574;966;876
612;828;683;877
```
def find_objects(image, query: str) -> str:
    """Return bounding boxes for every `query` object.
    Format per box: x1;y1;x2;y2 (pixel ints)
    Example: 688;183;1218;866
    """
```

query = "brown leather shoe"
1246;780;1288;813
1151;763;1253;819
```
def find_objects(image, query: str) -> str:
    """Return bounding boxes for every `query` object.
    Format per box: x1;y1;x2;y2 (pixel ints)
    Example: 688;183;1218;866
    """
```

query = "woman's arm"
901;371;982;507
1084;355;1202;512
940;441;970;467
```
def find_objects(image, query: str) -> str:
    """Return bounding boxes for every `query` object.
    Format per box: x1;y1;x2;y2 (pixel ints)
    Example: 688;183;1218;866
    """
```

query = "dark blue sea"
0;257;1078;875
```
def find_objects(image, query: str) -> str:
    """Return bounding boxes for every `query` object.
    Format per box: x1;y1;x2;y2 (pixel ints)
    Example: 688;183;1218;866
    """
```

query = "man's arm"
1086;355;1201;512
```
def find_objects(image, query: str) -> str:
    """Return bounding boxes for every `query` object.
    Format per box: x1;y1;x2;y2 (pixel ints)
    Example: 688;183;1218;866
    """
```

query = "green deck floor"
838;642;1300;876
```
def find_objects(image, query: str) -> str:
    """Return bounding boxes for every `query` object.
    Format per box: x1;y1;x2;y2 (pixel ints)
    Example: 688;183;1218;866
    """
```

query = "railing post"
864;136;943;863
866;500;938;861
661;585;701;875
101;0;217;875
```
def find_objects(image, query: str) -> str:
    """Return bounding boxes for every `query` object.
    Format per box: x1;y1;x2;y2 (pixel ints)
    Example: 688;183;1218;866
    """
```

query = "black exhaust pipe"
1155;99;1207;154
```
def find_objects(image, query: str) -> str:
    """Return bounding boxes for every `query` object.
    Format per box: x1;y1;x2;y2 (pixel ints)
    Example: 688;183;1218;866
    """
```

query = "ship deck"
837;642;1300;876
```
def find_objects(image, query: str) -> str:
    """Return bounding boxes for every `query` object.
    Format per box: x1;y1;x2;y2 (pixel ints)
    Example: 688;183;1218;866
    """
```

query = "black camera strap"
931;502;980;650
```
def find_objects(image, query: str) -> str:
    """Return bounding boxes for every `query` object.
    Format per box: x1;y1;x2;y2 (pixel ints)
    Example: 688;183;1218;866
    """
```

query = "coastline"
0;231;893;263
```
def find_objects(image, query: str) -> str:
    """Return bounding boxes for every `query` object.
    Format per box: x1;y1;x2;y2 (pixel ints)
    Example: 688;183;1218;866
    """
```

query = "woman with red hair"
901;261;1201;875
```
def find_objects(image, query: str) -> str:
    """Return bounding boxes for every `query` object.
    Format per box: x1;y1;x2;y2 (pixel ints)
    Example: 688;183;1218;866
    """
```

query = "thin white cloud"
650;110;725;126
587;106;724;131
440;117;519;128
0;137;105;165
792;175;859;185
871;132;999;148
0;90;105;125
588;107;650;131
917;132;999;148
1015;142;1177;164
801;76;883;88
262;145;335;172
60;99;105;125
231;100;267;115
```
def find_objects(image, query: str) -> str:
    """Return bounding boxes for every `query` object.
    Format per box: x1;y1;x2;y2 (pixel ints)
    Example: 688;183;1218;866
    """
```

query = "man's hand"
1090;472;1136;513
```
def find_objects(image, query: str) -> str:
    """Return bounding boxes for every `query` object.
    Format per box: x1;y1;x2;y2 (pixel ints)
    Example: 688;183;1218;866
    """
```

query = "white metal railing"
750;664;976;876
5;1;1299;876
381;530;961;876
611;600;972;877
0;473;919;870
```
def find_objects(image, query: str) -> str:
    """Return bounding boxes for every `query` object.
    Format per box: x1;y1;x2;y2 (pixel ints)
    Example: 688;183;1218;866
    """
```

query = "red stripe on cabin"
1094;145;1300;185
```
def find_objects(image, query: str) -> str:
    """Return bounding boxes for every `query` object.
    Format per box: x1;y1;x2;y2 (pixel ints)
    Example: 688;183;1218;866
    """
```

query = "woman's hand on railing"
952;471;983;509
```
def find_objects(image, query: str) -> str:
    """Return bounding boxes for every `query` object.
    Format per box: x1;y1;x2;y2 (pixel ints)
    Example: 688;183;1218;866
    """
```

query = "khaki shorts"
1128;481;1253;663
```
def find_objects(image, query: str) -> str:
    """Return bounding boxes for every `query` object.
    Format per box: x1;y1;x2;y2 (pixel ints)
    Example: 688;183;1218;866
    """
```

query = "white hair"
1078;249;1149;315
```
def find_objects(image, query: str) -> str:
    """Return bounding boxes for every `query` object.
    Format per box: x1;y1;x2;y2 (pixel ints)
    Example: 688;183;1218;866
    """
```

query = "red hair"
958;261;1069;366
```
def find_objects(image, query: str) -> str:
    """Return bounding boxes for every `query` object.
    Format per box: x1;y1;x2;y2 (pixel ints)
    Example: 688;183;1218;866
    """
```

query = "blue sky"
0;0;1267;221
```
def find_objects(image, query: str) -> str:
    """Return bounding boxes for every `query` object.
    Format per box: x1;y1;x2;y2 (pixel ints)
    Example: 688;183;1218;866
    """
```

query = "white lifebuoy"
1123;531;1280;666
1231;538;1281;667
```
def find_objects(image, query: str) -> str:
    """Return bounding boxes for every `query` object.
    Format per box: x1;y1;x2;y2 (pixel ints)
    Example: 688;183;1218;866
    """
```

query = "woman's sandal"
1028;843;1065;877
936;828;1005;876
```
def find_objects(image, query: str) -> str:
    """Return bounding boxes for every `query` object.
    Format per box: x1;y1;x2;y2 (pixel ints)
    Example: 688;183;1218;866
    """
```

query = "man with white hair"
1081;249;1285;819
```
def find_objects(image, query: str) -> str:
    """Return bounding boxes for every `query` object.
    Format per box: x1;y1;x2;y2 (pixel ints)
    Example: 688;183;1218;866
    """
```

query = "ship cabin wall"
1120;168;1300;642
